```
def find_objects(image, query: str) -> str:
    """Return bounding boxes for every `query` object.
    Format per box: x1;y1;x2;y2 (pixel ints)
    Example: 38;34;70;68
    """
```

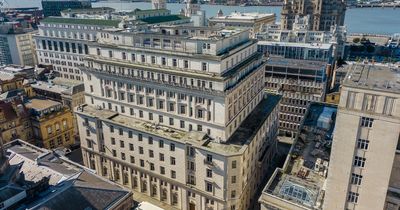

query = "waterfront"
7;1;400;35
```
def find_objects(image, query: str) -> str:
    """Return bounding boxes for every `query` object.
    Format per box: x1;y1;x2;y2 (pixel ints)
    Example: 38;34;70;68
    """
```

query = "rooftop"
141;15;189;24
61;7;115;13
260;103;337;209
341;62;400;93
76;94;280;155
25;98;61;111
126;8;169;16
210;12;275;21
3;139;132;210
40;17;120;27
266;56;328;71
258;41;332;50
31;78;84;96
227;94;281;145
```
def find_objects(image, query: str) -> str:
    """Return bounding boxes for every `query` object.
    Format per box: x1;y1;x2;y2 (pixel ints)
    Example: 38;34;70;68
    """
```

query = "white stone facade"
76;26;281;210
324;63;400;210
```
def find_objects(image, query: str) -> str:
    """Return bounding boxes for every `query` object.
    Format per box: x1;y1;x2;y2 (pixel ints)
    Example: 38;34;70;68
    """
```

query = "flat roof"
41;17;120;27
262;103;337;209
210;12;275;21
342;62;400;93
141;15;189;24
77;94;279;155
61;7;115;13
25;98;61;111
266;56;328;70
126;8;169;16
258;41;332;50
227;94;281;145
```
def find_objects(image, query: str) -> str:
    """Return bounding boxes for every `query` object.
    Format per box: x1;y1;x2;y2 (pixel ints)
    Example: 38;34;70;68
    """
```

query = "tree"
353;37;360;43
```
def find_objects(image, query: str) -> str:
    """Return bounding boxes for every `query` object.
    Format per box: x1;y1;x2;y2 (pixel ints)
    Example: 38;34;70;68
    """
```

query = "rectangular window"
170;143;175;151
232;160;237;169
347;191;359;203
206;182;213;192
159;140;164;148
353;156;366;167
206;169;212;178
361;117;374;128
129;143;134;151
159;153;164;161
202;62;207;71
351;173;363;185
357;139;369;150
171;170;176;179
170;157;176;165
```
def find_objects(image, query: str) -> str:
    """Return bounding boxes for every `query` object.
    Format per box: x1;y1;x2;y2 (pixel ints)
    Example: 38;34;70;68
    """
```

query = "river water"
7;0;400;35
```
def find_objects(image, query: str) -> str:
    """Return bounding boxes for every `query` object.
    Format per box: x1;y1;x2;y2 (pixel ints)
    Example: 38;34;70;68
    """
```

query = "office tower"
324;63;400;210
264;57;330;139
41;0;92;17
185;0;200;17
76;26;281;210
0;24;37;66
281;0;346;31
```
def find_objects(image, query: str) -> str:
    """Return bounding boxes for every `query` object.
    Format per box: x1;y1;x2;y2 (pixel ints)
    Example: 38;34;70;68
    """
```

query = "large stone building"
209;12;276;38
34;17;121;82
25;98;75;149
280;0;346;31
0;100;33;144
76;26;281;210
324;63;400;210
35;9;190;82
0;23;37;66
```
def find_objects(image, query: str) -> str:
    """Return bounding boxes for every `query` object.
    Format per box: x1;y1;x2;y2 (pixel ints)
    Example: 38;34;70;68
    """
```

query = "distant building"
41;0;92;17
0;139;133;209
60;7;115;18
151;0;167;10
209;12;276;38
0;23;37;66
324;63;400;210
281;0;346;31
256;23;347;61
35;9;189;82
185;0;200;17
259;103;337;210
0;72;24;94
0;65;35;78
25;98;75;149
31;78;85;136
0;100;33;144
265;57;331;138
